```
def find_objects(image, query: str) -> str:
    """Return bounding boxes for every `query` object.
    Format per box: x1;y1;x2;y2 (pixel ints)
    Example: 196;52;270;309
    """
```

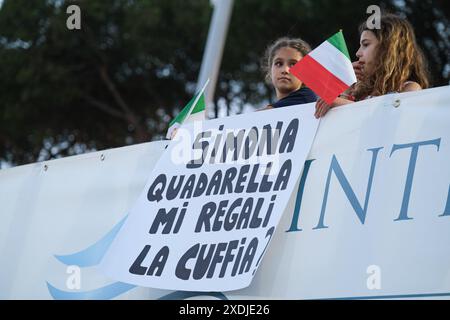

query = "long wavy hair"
352;14;430;101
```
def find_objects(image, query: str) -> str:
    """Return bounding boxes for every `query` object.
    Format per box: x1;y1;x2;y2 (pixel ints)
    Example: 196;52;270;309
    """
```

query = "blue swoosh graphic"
159;291;228;300
55;215;128;267
48;281;227;300
47;281;136;300
48;214;229;300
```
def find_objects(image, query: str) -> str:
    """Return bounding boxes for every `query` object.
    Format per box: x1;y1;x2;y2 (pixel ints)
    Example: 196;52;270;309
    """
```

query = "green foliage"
0;0;448;167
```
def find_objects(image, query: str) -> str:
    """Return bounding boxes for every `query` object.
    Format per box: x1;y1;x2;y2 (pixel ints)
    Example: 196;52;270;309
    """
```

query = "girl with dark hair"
260;37;317;110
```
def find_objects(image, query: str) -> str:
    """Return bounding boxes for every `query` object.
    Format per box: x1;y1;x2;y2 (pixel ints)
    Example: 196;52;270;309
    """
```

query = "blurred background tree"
0;0;448;167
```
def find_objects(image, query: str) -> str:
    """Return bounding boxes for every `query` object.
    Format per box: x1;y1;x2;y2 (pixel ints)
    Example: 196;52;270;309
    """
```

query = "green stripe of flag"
327;30;351;60
169;92;205;127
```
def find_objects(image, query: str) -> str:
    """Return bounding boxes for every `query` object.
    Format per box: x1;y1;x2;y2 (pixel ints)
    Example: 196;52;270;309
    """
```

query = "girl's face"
271;46;303;99
356;30;380;76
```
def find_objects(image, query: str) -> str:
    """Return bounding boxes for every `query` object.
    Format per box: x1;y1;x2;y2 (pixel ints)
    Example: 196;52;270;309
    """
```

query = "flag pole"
186;78;210;118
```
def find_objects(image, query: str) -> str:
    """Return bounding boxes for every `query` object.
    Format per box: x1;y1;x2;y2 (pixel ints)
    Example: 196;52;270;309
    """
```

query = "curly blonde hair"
352;14;430;100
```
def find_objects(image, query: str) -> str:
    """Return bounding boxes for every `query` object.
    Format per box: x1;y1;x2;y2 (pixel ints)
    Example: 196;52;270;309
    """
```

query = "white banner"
100;104;319;291
0;86;449;299
234;86;450;299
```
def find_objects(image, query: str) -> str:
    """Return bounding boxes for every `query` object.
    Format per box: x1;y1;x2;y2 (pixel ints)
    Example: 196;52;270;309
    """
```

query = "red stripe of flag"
290;55;349;104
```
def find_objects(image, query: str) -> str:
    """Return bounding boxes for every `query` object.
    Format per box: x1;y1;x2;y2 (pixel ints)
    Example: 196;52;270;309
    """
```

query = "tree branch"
98;66;135;117
82;95;125;119
97;66;150;142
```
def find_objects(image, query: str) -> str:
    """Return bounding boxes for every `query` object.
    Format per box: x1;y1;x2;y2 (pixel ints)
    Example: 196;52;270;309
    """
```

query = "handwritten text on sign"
100;104;319;291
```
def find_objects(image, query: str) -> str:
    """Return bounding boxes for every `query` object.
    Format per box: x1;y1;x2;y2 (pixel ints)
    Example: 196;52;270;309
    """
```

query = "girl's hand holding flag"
289;30;357;118
352;60;365;81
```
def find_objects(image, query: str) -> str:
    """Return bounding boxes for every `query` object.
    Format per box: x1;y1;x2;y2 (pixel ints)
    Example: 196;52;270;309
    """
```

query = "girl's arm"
314;97;354;118
401;81;422;92
257;104;273;111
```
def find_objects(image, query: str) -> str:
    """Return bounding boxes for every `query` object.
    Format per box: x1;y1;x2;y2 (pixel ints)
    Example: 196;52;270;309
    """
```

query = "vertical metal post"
196;0;234;119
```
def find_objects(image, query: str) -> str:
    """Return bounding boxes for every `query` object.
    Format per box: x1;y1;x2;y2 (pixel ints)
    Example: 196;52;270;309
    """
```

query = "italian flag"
166;80;209;139
290;31;357;104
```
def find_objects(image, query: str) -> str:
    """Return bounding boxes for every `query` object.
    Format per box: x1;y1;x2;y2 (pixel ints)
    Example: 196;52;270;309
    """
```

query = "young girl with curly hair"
315;14;430;118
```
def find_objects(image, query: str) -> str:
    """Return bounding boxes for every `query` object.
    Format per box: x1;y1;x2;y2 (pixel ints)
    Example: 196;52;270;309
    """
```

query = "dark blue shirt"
271;87;317;108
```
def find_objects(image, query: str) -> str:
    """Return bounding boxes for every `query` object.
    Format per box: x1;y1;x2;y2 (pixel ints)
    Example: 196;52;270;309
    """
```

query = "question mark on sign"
252;226;275;275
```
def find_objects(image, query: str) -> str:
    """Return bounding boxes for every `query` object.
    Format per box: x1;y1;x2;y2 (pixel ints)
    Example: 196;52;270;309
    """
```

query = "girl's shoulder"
401;81;422;92
272;87;317;108
360;81;423;101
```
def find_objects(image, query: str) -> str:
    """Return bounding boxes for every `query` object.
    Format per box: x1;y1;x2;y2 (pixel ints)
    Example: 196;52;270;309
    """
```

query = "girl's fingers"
315;99;325;118
314;100;321;117
317;103;325;118
352;62;361;71
353;61;365;81
318;101;331;117
315;99;335;118
319;105;326;117
320;101;328;117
